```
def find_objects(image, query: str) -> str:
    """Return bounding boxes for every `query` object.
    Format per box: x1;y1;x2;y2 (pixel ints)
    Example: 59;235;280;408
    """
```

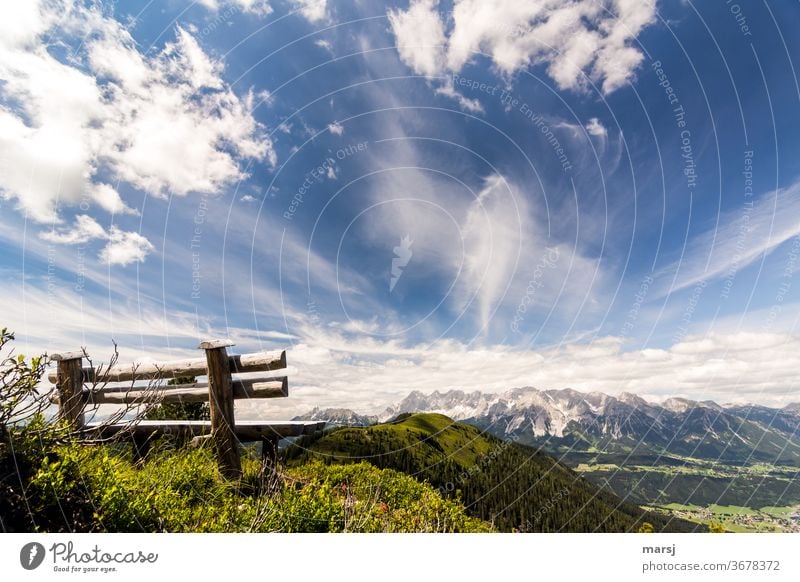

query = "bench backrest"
48;341;288;429
48;340;290;479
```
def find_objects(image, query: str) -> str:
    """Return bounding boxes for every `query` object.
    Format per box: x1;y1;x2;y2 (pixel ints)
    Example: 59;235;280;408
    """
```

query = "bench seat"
84;419;326;440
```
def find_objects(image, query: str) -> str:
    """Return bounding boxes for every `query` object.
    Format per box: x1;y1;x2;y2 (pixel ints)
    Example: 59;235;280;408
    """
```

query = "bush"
279;461;491;532
29;443;245;532
0;328;57;531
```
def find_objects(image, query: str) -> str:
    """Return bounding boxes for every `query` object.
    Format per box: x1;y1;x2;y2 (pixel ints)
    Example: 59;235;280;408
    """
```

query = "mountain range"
294;387;800;507
299;387;800;463
293;407;378;427
399;388;800;462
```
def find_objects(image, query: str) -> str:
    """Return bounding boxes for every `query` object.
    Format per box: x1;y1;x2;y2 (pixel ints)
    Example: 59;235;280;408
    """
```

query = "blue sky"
1;0;800;412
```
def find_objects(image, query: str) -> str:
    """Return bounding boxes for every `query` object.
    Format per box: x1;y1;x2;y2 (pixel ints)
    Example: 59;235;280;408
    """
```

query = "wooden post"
200;340;241;479
53;352;85;431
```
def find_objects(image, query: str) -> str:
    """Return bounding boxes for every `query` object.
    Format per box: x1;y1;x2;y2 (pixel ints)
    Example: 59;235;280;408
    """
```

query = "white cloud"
435;83;485;113
0;0;273;224
314;39;334;53
291;0;328;23
39;214;155;266
198;0;333;24
197;0;273;16
585;117;608;138
240;194;257;202
327;121;344;135
99;228;155;266
88;183;138;216
245;326;800;416
40;215;106;245
162;26;225;90
0;278;250;367
389;0;657;95
388;0;446;77
341;85;608;331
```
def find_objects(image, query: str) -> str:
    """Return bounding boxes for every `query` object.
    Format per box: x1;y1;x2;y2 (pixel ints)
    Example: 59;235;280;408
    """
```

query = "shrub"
0;328;57;531
278;461;491;532
709;522;727;533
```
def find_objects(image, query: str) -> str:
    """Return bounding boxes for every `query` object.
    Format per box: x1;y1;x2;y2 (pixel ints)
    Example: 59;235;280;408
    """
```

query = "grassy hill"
284;413;703;532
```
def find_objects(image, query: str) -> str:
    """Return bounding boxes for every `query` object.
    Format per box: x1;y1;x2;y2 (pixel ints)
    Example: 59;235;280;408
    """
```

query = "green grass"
758;506;798;517
12;439;491;533
708;504;754;516
661;503;703;511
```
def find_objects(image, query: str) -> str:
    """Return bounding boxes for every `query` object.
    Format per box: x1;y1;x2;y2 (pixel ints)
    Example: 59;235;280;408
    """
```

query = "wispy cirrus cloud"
655;178;800;297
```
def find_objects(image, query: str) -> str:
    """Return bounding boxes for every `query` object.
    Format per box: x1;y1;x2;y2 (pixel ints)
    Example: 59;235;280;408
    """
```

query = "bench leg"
132;435;151;462
260;435;281;491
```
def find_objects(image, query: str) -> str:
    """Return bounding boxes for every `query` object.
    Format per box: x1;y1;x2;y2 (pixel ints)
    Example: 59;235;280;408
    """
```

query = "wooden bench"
47;339;324;479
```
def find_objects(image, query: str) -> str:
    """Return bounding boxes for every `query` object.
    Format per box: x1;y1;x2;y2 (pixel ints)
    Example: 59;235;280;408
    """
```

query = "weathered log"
229;350;287;373
82;420;325;440
198;339;235;349
54;378;289;405
204;344;241;479
56;354;85;430
51;351;86;361
46;350;287;383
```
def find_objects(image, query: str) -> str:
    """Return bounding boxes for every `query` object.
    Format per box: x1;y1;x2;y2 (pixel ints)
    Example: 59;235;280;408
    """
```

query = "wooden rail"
50;377;288;405
85;420;326;439
49;341;322;480
46;350;287;383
